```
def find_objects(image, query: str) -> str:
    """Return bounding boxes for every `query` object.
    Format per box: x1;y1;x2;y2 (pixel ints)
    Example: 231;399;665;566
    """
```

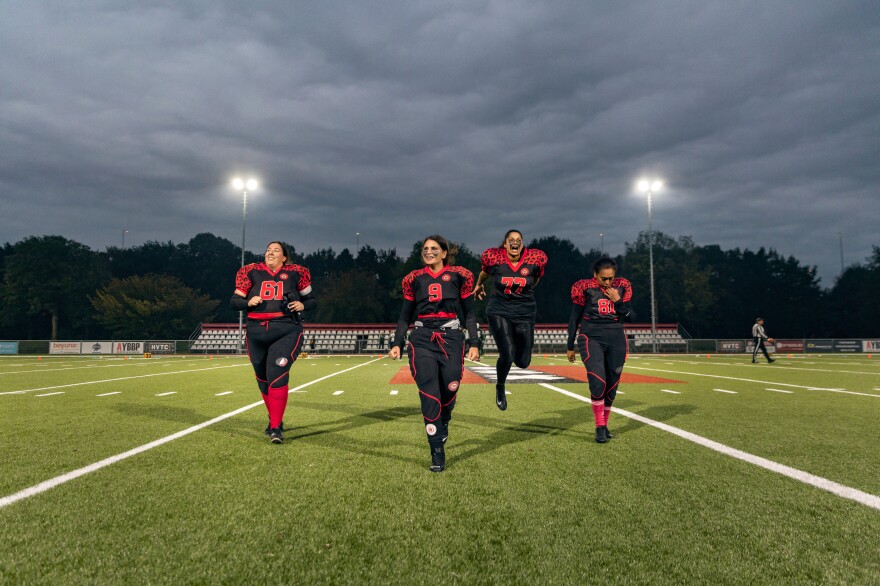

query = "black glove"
281;291;303;320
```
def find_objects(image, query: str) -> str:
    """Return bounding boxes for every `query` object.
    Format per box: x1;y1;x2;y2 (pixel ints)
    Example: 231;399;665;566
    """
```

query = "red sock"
591;401;606;427
260;392;271;415
604;408;611;426
268;385;289;428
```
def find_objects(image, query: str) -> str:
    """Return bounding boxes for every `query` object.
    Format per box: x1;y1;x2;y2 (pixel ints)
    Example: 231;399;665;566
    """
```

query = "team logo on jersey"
520;268;530;276
447;381;459;391
442;274;452;281
279;273;289;280
425;424;437;435
275;357;289;367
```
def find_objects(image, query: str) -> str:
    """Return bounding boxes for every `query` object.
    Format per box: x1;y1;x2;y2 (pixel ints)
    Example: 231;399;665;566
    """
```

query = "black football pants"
488;315;535;387
407;327;464;447
576;328;628;407
246;319;304;393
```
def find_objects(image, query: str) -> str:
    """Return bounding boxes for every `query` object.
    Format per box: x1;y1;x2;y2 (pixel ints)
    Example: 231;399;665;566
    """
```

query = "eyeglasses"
506;239;522;244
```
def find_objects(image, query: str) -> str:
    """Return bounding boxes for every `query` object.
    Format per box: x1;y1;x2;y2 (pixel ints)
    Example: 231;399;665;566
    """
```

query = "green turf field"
2;352;879;584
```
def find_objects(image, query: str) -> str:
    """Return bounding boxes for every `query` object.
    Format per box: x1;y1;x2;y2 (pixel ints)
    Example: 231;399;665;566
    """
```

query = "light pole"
637;178;663;354
232;177;258;352
356;232;360;264
600;233;605;253
122;229;128;249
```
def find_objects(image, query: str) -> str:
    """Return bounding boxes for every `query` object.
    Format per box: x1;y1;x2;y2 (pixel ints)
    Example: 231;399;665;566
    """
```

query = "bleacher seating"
190;323;687;354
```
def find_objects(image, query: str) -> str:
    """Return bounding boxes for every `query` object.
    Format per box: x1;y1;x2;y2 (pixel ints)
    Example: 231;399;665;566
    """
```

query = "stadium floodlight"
636;177;664;354
232;176;259;352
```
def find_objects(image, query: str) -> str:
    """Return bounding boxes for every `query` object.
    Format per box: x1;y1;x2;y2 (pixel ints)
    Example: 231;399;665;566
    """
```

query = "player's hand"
388;347;401;360
248;296;263;307
566;350;576;363
474;284;486;300
602;287;621;303
287;301;305;312
467;347;480;361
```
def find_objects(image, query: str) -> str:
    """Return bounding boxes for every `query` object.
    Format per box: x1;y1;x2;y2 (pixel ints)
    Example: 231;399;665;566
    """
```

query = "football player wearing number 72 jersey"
566;256;634;444
389;235;480;473
231;241;318;444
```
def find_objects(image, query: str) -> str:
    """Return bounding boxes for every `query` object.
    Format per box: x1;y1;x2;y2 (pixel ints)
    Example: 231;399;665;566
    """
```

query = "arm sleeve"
393;299;415;350
614;280;635;322
300;289;318;312
230;294;249;311
567;303;583;351
460;295;479;349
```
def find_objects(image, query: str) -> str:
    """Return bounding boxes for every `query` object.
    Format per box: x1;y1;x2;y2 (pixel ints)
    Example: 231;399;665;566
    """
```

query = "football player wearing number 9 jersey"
389;235;480;472
231;241;318;444
474;230;548;411
566;256;634;444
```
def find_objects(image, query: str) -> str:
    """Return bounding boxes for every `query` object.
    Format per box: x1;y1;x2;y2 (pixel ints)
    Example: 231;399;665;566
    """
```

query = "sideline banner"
113;341;144;354
84;341;113;354
775;340;804;353
805;340;833;353
834;340;861;353
862;340;880;353
50;342;82;354
717;340;744;353
0;341;19;355
145;341;175;354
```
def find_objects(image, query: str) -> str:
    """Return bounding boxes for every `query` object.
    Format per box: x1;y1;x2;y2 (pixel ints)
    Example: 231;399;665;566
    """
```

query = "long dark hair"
592;255;617;275
500;229;523;248
267;241;290;264
423;234;459;266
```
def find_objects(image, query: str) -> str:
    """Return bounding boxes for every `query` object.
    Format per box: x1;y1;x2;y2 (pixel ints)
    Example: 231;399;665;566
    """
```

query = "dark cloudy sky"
2;1;878;286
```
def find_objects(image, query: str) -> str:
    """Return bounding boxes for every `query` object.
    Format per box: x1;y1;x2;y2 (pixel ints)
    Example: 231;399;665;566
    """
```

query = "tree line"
1;233;877;340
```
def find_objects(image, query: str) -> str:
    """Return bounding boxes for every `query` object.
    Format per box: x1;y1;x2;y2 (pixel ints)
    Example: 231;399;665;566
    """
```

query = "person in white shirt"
751;318;775;364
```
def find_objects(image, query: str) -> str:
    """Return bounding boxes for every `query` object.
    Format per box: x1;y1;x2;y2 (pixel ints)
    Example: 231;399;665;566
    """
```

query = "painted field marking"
0;357;223;377
332;390;344;396
96;392;121;397
0;364;249;396
539;382;880;511
713;389;737;394
766;388;794;394
0;357;382;510
156;392;177;397
660;389;681;394
505;390;512;395
36;392;65;397
626;366;880;398
215;391;233;396
390;390;399;395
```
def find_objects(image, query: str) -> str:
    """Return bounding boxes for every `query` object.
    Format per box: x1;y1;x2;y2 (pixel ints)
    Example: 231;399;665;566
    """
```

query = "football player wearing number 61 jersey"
389;235;480;472
231;241;318;444
566;256;634;444
474;230;547;411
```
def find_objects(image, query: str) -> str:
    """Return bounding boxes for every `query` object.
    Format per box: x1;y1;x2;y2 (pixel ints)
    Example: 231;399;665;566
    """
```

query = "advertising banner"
145;341;175;354
50;342;82;354
0;341;19;355
83;341;113;354
805;339;833;353
862;340;880;353
746;341;776;354
113;341;144;354
717;340;745;353
833;340;861;353
774;340;804;353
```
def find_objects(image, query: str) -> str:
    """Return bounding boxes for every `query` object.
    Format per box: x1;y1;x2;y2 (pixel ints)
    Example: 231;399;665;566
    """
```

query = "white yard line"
156;392;177;397
713;389;737;394
0;357;382;509
215;391;233;396
0;358;214;377
625;366;880;398
96;392;121;397
390;390;399;395
660;389;681;394
36;392;65;397
539;383;880;511
332;390;344;396
766;388;794;394
0;364;249;396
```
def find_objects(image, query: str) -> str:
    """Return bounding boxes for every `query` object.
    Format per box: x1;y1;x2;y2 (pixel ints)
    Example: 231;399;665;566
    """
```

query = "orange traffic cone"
37;356;42;361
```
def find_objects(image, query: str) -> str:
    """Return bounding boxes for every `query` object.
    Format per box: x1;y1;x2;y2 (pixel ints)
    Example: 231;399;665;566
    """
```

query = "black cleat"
264;421;284;435
495;384;508;411
430;446;446;472
768;358;776;363
269;427;283;444
751;360;757;364
595;426;609;444
605;427;614;439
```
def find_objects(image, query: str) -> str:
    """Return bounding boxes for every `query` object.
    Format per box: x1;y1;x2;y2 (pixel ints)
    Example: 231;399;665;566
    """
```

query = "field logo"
448;381;459;391
425;424;437;435
275;357;289;367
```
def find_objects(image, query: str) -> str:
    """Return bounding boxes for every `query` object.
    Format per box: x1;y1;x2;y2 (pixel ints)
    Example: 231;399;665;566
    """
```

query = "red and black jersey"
234;263;312;320
402;265;474;323
480;247;547;319
570;277;633;331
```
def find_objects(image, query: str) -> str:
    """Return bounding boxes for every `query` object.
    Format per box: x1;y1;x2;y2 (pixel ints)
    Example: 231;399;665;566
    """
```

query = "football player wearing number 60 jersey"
389;235;480;473
566;256;634;444
474;230;547;411
230;241;318;444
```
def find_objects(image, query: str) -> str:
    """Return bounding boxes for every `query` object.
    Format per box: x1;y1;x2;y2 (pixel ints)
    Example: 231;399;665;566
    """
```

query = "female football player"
389;235;480;472
231;241;318;444
566;256;634;443
474;230;547;410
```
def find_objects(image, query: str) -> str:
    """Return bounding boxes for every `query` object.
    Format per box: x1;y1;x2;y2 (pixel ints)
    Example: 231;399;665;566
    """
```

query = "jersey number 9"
428;283;443;302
